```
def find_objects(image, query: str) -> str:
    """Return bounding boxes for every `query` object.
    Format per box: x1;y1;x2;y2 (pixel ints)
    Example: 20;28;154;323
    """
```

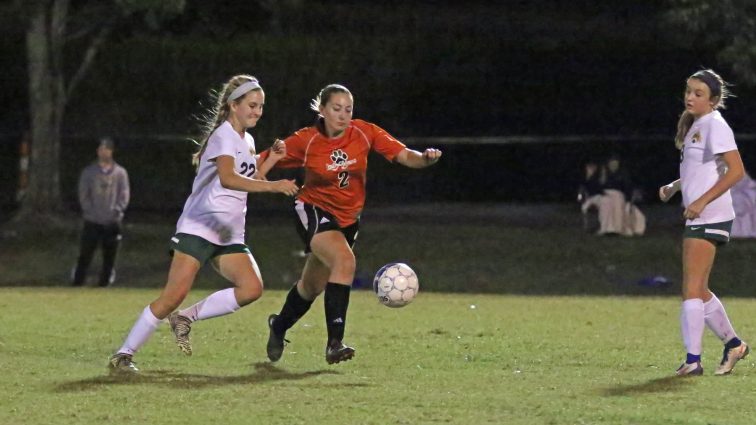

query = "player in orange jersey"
256;83;441;364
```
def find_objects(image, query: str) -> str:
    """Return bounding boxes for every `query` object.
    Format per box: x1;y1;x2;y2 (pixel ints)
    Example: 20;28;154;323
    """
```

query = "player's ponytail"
192;75;260;168
674;111;694;150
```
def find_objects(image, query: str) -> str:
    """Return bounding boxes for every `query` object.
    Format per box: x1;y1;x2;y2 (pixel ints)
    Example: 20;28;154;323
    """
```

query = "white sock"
117;305;162;356
680;298;705;357
704;294;737;343
179;288;240;322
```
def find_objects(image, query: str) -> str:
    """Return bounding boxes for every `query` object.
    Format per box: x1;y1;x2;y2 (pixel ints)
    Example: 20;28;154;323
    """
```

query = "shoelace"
116;356;137;367
176;323;191;337
173;316;192;336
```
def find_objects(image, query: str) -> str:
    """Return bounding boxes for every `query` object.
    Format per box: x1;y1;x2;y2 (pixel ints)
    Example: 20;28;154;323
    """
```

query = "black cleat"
325;340;355;365
266;314;289;362
108;353;139;374
168;312;193;356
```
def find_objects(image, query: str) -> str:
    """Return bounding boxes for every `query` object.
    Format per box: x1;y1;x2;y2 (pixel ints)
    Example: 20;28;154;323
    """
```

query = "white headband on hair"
227;79;261;103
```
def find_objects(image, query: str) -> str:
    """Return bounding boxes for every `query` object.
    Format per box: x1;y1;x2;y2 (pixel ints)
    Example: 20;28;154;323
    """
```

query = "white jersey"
176;121;257;245
680;110;737;225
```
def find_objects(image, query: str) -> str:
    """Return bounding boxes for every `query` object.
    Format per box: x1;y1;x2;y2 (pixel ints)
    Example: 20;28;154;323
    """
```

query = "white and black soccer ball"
373;263;419;308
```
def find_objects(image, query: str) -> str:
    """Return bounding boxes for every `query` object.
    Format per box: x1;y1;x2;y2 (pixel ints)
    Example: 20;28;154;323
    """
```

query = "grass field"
2;203;755;424
1;288;755;425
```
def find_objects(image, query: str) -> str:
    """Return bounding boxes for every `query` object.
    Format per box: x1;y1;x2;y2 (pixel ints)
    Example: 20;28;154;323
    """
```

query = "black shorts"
293;200;359;253
683;220;733;246
169;233;251;265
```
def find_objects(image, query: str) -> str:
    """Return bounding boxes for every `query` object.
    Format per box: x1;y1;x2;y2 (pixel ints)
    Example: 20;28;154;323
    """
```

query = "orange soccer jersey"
261;119;406;227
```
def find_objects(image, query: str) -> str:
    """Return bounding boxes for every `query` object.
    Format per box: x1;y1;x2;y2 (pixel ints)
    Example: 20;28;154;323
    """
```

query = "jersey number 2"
338;171;349;188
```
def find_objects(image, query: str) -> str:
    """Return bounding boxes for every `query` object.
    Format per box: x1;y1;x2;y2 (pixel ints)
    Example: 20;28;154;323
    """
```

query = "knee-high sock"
325;282;351;343
272;283;314;335
179;288;240;322
117;305;162;356
704;294;738;344
681;298;705;357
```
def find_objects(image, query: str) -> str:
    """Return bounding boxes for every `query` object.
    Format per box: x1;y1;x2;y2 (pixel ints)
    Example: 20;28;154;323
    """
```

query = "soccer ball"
373;263;419;308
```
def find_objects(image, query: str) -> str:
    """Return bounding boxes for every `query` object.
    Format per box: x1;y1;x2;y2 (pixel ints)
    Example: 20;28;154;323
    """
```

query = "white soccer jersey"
176;121;257;245
680;110;737;225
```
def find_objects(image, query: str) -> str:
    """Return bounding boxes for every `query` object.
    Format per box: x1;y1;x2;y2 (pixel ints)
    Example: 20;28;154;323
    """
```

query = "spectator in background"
731;170;756;238
596;154;645;236
72;137;130;287
578;160;603;232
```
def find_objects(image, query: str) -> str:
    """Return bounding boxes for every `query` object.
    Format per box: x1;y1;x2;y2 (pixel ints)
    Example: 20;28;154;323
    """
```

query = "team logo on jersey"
691;131;701;143
326;149;357;171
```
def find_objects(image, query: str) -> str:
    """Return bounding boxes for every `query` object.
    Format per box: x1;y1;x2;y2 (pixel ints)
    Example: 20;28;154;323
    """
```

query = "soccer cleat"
325;340;355;365
108;353;138;374
266;314;289;362
168;312;193;356
715;342;750;376
99;270;116;287
676;361;703;376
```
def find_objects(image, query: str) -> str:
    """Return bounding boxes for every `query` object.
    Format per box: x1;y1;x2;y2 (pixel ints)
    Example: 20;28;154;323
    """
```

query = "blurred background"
1;0;755;293
1;0;755;214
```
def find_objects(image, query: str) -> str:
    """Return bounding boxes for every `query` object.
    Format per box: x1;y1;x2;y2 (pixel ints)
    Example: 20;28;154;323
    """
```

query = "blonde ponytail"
674;110;694;150
192;74;259;167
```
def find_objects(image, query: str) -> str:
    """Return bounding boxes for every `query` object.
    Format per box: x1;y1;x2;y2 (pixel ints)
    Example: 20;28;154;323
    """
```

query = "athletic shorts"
293;200;359;253
683;220;733;246
169;233;251;265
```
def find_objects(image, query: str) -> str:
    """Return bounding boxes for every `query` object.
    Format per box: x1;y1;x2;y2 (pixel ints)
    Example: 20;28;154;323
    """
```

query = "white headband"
227;79;261;103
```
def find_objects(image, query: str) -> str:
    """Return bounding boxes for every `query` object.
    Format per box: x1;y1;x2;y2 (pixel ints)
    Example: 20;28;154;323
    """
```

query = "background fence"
2;133;755;217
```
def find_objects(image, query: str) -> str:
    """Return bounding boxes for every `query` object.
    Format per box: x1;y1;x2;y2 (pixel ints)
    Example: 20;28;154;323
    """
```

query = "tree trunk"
16;1;67;223
10;0;176;230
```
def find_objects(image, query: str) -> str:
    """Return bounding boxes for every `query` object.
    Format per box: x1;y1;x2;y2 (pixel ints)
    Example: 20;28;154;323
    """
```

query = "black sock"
273;284;314;335
725;337;743;350
324;282;351;344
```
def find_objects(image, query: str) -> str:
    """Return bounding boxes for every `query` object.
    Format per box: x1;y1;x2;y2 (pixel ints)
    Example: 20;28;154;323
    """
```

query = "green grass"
2;203;756;424
1;288;755;425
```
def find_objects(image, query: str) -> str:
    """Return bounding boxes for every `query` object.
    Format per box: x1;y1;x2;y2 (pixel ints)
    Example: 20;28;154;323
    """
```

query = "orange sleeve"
356;120;406;162
260;128;311;169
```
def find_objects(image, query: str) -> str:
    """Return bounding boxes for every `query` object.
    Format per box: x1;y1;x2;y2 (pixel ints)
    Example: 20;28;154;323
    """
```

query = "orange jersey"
261;119;406;226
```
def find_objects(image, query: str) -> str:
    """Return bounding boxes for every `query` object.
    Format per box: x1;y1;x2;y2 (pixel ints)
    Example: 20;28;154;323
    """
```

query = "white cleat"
676;361;703;376
715;342;750;376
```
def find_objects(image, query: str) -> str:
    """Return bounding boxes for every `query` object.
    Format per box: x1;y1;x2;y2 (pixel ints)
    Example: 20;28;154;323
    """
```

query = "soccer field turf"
1;288;753;425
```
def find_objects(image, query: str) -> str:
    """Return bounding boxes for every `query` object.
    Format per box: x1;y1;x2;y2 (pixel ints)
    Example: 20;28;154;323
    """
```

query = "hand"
274;179;299;196
269;139;287;160
683;198;706;220
423;148;442;164
658;183;677;202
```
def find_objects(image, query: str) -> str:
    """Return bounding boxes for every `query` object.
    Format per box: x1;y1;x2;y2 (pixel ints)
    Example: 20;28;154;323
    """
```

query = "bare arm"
216;155;298;196
254;139;286;180
395;147;442;169
658;179;681;202
684;149;745;219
